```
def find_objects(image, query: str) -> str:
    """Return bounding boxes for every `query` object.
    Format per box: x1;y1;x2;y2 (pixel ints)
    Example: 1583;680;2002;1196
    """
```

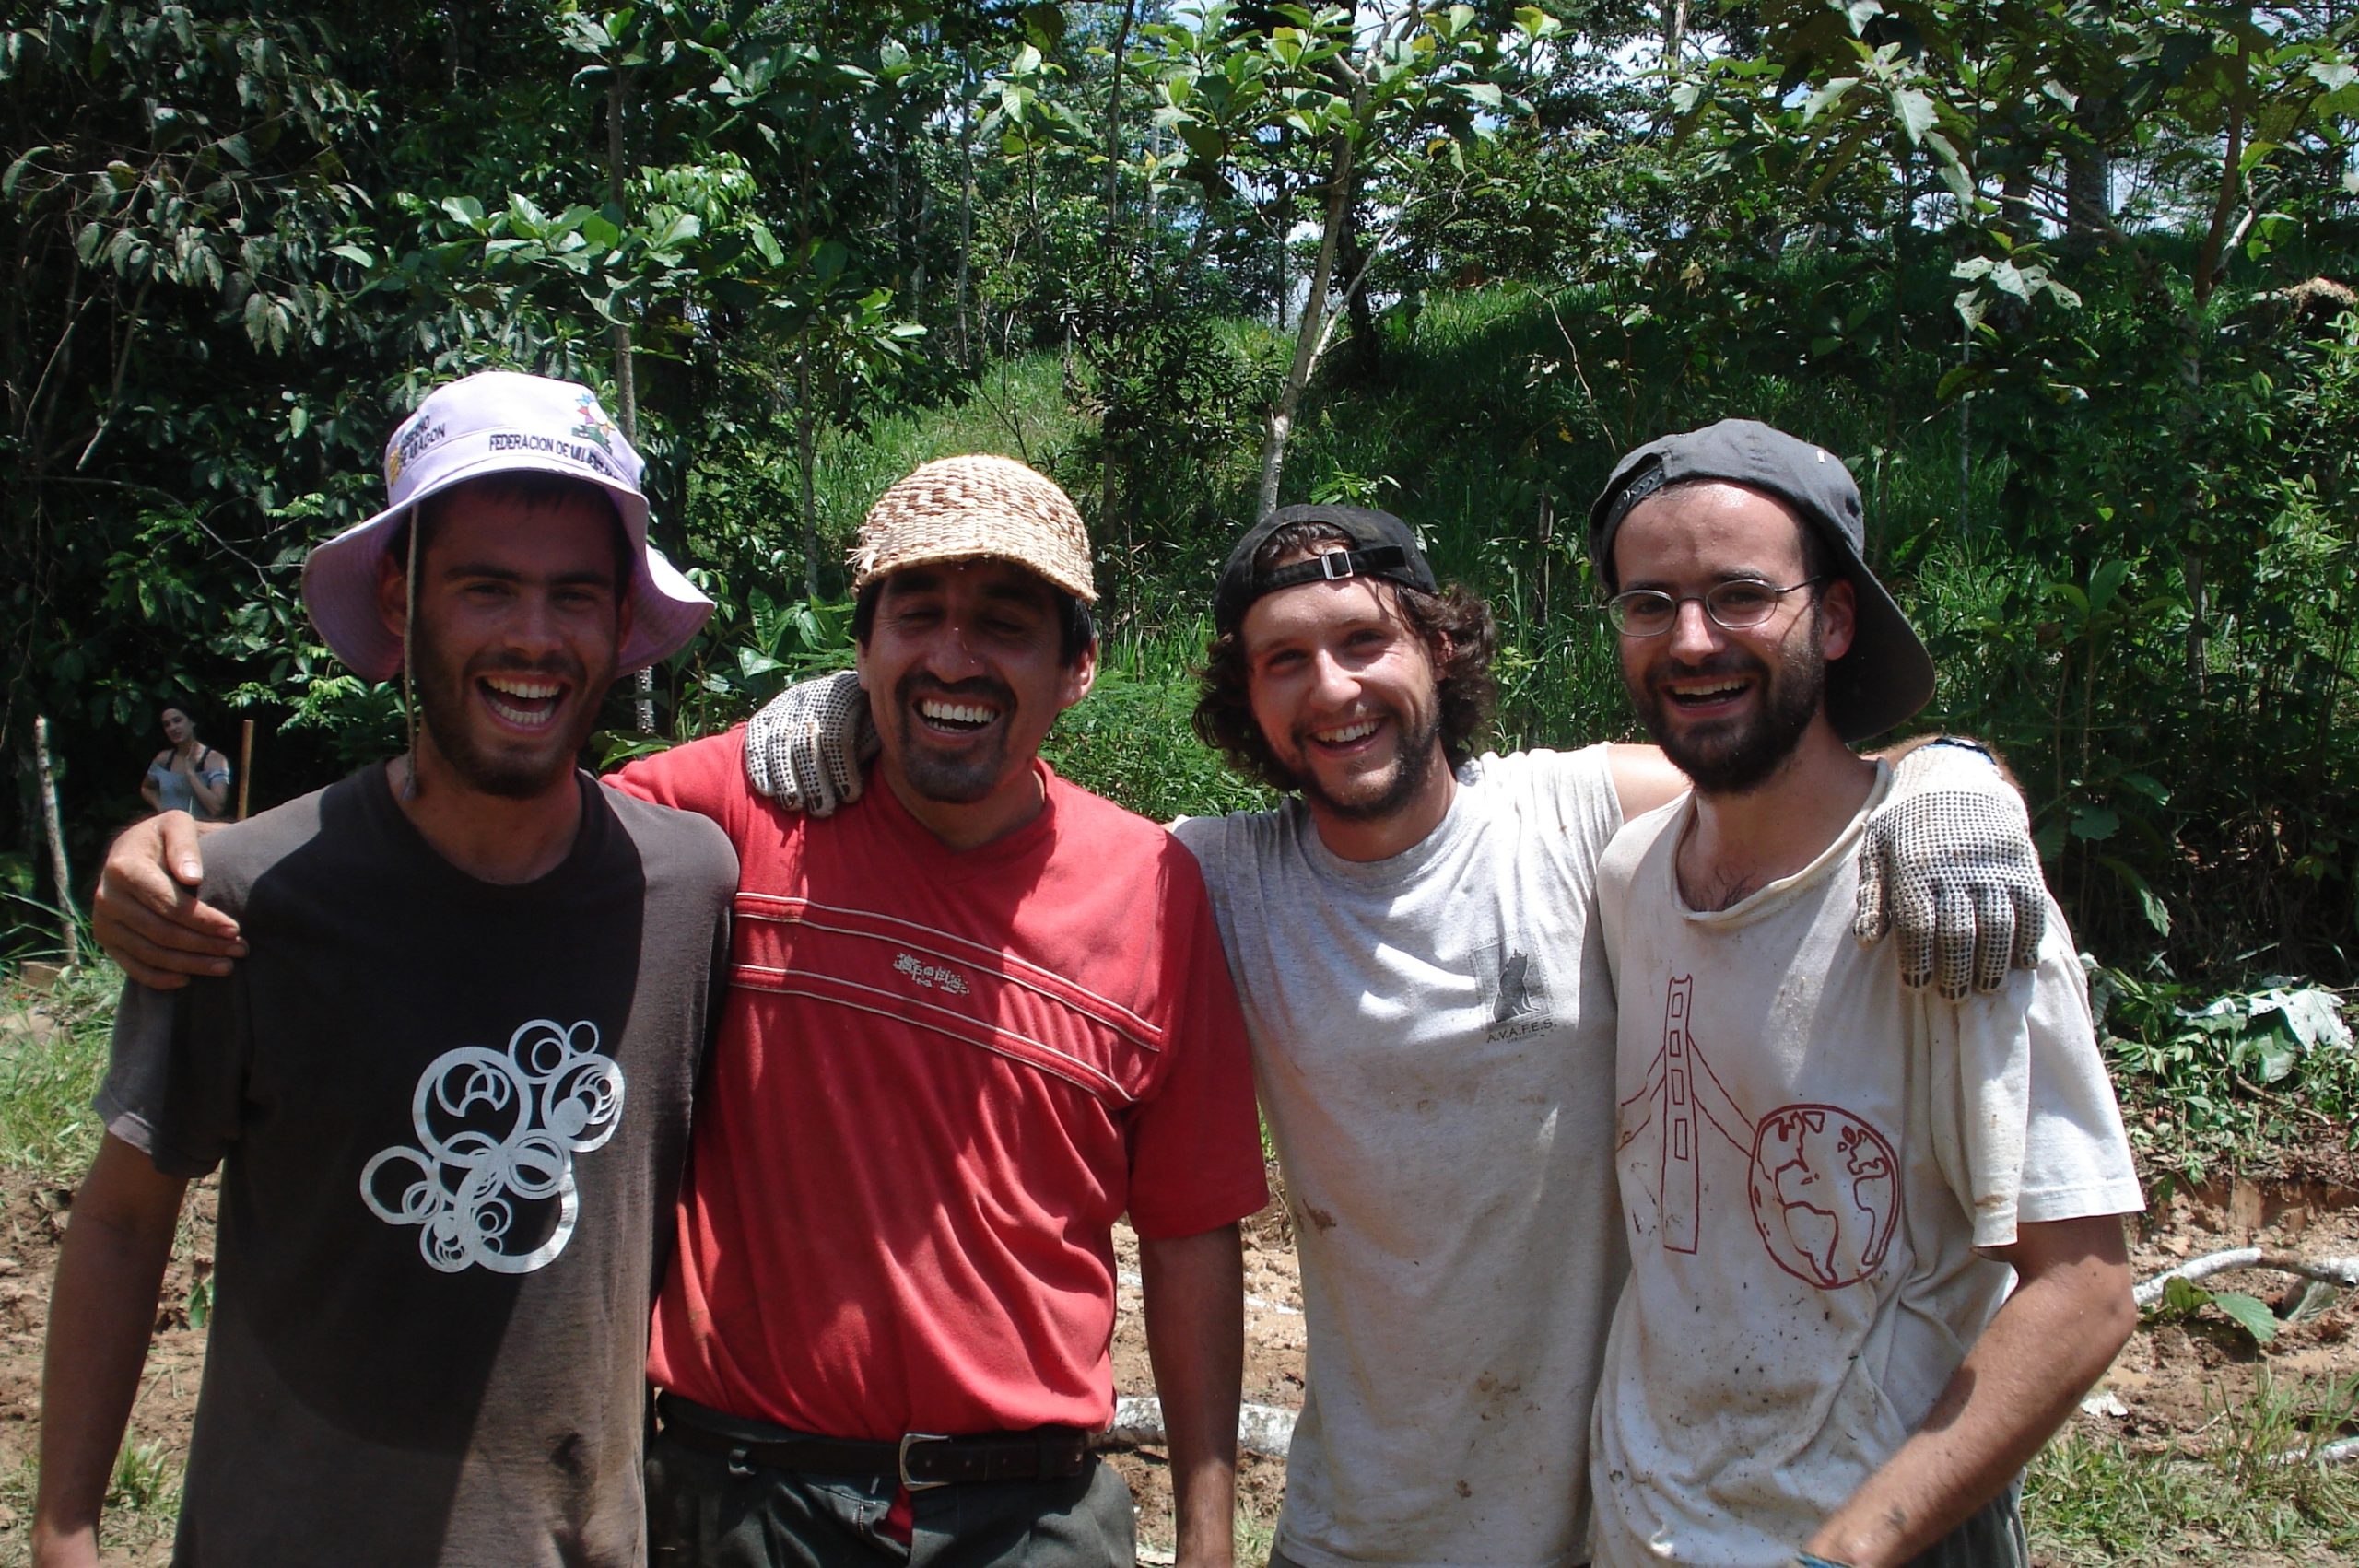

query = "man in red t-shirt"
90;454;1266;1568
613;455;1265;1566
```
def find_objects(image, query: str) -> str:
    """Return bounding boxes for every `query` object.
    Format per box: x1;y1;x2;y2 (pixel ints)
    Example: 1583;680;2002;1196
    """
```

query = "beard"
888;671;1022;804
1270;699;1448;824
1626;626;1827;797
409;609;610;801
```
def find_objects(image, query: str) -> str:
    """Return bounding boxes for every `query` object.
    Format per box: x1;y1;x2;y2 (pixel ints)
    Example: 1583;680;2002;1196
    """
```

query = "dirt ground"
0;1159;2353;1564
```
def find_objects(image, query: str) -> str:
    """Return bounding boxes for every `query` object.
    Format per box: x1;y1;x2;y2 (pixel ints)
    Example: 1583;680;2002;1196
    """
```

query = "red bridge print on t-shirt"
1618;974;1900;1289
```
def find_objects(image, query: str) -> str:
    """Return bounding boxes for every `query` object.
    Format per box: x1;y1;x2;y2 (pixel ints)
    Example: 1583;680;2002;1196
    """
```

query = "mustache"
471;653;581;675
1646;651;1765;687
897;672;1015;708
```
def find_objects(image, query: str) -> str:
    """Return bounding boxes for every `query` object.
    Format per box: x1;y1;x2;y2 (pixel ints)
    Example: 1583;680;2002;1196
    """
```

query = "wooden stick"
237;718;254;821
33;715;77;967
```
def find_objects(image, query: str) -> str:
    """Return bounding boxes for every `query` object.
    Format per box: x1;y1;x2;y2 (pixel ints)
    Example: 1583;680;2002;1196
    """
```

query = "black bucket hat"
1214;502;1439;635
1587;418;1934;743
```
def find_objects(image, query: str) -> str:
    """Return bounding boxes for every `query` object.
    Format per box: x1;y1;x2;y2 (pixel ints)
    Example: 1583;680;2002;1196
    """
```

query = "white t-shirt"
1175;747;1625;1568
1588;767;2143;1568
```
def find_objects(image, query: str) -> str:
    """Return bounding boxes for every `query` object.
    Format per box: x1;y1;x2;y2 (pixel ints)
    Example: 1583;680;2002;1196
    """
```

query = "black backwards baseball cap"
1214;502;1440;635
1587;418;1935;743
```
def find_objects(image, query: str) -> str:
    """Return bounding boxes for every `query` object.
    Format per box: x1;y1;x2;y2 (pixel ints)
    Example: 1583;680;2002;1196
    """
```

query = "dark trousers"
646;1403;1136;1568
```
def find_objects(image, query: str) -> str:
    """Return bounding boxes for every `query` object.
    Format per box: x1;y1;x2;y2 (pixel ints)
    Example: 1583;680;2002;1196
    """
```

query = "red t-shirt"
613;730;1266;1438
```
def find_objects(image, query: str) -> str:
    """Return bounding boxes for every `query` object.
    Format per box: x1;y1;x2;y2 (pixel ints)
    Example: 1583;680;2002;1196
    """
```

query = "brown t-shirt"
100;764;736;1567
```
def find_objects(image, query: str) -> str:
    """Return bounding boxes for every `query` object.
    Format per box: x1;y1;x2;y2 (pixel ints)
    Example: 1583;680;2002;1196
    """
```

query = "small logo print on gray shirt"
1485;946;1554;1041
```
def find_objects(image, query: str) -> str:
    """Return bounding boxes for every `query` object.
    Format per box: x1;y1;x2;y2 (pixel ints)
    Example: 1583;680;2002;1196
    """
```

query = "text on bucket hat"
1214;502;1440;635
851;454;1097;603
300;369;713;682
1585;417;1934;743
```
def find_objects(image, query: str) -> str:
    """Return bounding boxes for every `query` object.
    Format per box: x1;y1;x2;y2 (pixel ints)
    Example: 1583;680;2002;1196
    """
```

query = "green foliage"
5;0;2356;1001
2145;1274;2281;1346
1039;639;1276;825
2028;1375;2359;1562
2093;962;2359;1181
106;1438;180;1515
0;958;116;1177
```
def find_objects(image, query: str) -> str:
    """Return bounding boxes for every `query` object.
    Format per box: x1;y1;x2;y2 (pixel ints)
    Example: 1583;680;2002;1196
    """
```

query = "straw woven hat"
851;454;1097;603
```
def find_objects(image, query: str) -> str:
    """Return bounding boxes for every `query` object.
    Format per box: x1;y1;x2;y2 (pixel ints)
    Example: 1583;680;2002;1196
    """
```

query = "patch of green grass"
2028;1372;2359;1563
105;1439;179;1515
0;959;122;1180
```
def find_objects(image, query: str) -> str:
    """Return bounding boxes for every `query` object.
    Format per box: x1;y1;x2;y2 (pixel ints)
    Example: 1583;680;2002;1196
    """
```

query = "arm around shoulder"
1606;743;1688;821
92;813;244;989
603;730;749;833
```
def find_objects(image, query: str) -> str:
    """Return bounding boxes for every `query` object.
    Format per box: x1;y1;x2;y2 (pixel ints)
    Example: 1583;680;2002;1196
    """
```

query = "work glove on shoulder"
742;669;875;817
1854;740;2048;999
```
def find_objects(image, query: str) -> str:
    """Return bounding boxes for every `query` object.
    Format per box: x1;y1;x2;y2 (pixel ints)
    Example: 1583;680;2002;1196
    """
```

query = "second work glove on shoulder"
743;669;876;817
1855;740;2048;999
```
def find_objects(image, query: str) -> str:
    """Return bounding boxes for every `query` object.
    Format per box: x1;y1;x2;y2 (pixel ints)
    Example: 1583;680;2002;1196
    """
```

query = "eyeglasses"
1605;578;1823;637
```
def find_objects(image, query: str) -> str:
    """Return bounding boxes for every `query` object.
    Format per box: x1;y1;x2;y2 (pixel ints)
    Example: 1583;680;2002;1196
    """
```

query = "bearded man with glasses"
1584;418;2142;1568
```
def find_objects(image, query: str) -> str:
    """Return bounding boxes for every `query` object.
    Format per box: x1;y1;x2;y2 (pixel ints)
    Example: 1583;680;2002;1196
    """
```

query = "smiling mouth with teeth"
1665;677;1751;707
1315;719;1380;745
481;673;566;728
919;697;1000;732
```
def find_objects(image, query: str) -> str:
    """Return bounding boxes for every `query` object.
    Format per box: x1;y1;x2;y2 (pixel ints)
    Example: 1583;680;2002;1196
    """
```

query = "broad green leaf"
1888;86;1936;146
2209;1292;2280;1343
1802;76;1859;125
2252;988;2352;1052
2088;559;2129;615
2069;805;2119;841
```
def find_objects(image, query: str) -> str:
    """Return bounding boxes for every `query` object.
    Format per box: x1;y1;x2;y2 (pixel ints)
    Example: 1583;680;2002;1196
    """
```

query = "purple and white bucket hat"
299;369;713;681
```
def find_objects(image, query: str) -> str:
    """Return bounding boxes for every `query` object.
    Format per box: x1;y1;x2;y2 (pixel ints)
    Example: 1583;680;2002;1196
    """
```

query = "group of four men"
41;368;2140;1568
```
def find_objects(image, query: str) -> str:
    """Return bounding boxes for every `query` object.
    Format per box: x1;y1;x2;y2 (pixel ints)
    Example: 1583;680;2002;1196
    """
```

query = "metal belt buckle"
898;1432;953;1492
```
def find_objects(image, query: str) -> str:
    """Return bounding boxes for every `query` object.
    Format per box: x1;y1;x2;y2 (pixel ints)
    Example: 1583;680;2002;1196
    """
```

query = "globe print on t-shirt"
1617;974;1901;1288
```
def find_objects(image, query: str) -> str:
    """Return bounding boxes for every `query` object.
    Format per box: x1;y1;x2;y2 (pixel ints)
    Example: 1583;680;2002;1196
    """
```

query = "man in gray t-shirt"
1177;502;2047;1568
36;372;734;1568
722;495;2050;1567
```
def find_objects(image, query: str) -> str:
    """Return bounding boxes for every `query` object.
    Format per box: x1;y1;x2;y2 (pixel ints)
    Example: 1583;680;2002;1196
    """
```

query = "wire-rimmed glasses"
1605;578;1823;638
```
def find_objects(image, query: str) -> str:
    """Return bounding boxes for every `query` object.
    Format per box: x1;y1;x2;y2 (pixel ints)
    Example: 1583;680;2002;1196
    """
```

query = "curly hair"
1194;522;1499;792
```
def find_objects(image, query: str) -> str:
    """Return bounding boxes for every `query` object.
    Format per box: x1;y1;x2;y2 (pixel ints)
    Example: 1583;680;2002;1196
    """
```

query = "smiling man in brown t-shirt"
33;372;736;1568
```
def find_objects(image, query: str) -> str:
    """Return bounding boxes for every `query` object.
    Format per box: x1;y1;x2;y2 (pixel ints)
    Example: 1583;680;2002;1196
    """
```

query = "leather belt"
658;1399;1089;1492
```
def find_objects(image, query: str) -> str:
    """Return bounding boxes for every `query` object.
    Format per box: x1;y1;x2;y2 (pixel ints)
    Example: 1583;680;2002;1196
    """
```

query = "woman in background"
140;705;231;820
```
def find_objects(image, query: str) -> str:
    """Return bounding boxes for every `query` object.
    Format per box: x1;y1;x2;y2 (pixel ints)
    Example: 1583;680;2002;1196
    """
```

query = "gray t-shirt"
100;764;737;1568
1173;747;1625;1568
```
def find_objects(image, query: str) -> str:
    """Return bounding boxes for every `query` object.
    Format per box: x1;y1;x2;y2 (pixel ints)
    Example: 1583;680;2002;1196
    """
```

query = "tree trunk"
1999;164;2035;249
2184;545;2207;697
1273;171;1290;332
607;64;653;733
1339;190;1378;381
1102;0;1137;261
956;68;977;368
797;351;821;603
2192;18;2251;307
1256;130;1356;518
33;715;75;967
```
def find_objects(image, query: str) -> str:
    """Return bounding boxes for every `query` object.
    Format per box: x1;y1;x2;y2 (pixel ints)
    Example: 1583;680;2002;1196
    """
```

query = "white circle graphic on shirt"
360;1018;626;1274
1745;1104;1899;1290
